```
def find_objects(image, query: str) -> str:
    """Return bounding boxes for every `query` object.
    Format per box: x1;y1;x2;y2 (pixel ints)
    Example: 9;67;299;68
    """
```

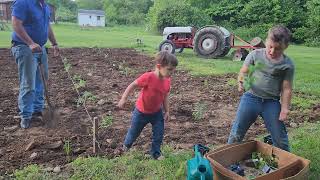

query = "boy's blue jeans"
124;108;164;159
228;92;290;151
11;45;48;121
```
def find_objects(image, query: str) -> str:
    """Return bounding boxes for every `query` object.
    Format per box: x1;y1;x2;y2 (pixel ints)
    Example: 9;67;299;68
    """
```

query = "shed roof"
78;9;105;16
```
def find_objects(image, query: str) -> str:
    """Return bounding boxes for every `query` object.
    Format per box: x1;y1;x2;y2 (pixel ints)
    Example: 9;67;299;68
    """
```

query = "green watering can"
187;144;214;180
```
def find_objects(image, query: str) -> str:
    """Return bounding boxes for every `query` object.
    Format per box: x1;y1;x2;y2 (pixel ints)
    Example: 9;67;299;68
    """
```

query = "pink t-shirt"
135;72;171;114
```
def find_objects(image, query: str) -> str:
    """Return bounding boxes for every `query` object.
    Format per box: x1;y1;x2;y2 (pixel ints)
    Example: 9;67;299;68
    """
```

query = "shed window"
97;16;100;20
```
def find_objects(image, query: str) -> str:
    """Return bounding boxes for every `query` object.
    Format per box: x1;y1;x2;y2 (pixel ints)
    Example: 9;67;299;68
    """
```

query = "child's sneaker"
148;153;165;160
156;155;165;160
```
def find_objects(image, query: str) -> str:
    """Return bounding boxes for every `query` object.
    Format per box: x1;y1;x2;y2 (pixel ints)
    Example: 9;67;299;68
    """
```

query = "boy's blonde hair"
267;25;292;46
155;51;178;67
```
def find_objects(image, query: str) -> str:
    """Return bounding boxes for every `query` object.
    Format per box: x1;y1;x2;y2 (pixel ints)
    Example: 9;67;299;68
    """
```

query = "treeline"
48;0;320;46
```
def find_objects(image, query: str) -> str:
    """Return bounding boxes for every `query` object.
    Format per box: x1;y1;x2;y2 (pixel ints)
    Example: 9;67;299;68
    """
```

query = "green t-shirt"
244;48;295;100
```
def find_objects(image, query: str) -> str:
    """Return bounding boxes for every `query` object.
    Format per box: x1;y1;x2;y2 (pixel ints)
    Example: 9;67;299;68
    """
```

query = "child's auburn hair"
155;51;178;67
267;25;292;46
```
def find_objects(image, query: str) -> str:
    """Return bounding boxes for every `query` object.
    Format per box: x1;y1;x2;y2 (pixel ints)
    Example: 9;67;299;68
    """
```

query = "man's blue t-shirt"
11;0;51;46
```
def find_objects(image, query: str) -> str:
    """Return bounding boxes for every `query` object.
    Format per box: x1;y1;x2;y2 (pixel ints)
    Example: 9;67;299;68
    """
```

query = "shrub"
147;0;211;32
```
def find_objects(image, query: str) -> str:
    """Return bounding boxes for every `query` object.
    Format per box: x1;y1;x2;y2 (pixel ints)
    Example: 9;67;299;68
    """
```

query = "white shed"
78;9;105;27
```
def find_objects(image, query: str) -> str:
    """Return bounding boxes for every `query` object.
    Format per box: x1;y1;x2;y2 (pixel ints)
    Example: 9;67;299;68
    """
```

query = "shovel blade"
43;107;60;128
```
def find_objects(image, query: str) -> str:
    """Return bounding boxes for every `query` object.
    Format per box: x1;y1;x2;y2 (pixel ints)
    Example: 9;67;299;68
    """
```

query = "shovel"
34;52;59;128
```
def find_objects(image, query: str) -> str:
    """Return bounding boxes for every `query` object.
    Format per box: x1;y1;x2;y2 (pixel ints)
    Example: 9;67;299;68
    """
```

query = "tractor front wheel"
159;40;176;54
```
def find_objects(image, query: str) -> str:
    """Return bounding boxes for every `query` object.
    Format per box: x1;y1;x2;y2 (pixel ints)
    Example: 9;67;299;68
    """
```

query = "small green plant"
251;152;278;169
227;78;238;87
63;139;72;156
192;102;207;121
203;79;209;88
73;75;86;89
100;115;113;128
77;91;97;107
63;58;72;72
133;38;147;52
243;62;264;91
119;63;135;77
63;139;72;163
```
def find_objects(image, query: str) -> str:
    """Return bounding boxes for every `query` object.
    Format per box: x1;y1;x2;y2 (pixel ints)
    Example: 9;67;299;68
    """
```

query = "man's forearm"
12;18;34;45
48;25;57;45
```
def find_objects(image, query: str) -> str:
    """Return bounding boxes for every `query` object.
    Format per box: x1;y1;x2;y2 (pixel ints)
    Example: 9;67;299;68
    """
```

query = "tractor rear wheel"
193;26;225;58
159;40;176;54
218;46;231;57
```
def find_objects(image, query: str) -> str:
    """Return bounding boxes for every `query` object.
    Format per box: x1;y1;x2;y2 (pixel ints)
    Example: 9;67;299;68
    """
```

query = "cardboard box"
205;140;310;180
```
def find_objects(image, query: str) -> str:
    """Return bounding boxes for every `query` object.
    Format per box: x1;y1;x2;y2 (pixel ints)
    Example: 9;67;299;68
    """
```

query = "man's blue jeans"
11;45;48;121
124;108;164;159
228;92;290;151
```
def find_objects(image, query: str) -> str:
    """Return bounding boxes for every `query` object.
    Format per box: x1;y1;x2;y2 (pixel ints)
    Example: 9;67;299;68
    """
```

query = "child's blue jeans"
11;45;48;121
228;92;290;151
124;108;164;159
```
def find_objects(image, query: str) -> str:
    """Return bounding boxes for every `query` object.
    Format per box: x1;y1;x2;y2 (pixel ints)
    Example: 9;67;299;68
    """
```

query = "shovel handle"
33;52;51;107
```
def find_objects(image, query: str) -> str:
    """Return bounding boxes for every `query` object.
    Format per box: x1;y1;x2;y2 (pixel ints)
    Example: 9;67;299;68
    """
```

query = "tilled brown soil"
0;48;318;175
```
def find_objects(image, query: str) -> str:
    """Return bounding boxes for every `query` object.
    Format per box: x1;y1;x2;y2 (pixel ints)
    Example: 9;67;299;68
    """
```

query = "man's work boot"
20;118;31;129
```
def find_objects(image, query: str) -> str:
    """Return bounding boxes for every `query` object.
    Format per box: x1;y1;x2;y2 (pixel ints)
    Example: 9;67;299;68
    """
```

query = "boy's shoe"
147;153;165;160
20;119;31;129
155;155;165;160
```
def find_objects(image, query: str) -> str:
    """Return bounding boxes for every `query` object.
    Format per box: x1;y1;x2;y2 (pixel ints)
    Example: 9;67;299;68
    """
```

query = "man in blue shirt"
11;0;59;128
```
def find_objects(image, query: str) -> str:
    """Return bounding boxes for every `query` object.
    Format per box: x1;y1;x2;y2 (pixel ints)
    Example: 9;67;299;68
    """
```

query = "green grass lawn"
1;24;319;179
2;23;319;96
0;23;161;50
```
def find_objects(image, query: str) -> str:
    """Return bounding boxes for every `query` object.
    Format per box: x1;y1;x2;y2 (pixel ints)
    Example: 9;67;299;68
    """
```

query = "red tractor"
159;26;265;61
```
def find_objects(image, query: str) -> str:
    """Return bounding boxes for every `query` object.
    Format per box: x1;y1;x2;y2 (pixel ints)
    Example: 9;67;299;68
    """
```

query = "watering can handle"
194;144;210;156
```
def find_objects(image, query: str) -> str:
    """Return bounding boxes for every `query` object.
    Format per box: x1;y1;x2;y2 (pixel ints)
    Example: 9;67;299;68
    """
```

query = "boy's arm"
163;92;170;121
48;24;59;57
238;65;249;92
117;81;138;108
279;80;292;121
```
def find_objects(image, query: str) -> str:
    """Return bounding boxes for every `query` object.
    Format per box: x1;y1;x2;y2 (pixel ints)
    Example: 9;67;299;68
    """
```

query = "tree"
47;0;78;22
147;0;211;31
104;0;153;25
76;0;104;10
186;0;218;9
